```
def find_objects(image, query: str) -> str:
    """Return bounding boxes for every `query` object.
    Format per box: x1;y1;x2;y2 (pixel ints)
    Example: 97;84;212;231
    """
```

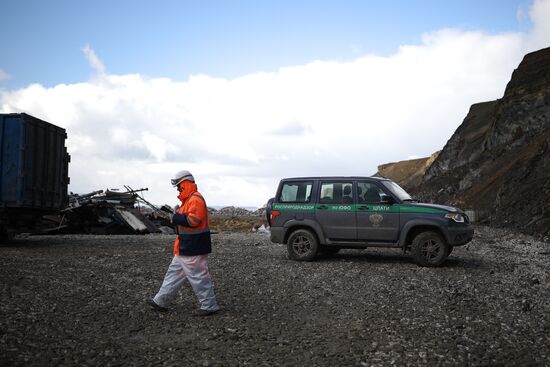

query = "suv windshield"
381;180;413;201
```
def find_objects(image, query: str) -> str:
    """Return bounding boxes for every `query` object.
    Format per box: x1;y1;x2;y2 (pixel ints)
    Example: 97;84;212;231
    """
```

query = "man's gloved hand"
171;212;191;227
160;204;175;214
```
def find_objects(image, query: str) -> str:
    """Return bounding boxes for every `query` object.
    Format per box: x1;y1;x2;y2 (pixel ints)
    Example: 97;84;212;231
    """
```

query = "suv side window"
358;182;384;203
280;181;313;203
319;182;354;204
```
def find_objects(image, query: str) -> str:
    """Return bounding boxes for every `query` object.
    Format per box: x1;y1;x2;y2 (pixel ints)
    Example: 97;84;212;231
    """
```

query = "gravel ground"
1;225;549;366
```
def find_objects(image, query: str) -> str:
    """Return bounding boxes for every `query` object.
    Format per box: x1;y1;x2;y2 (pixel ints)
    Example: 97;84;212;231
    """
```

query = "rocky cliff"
411;46;550;237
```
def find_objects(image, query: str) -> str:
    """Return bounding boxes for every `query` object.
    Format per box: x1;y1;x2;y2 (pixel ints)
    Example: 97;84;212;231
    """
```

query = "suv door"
356;180;400;242
315;180;356;240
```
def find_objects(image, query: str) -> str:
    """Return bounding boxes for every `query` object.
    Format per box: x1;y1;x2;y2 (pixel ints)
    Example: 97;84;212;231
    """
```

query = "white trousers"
153;255;220;311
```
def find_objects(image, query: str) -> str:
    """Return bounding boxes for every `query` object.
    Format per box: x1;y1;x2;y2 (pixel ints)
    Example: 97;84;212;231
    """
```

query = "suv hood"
406;202;461;213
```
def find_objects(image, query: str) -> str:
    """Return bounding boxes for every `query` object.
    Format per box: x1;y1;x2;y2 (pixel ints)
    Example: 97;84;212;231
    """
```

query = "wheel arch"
283;221;323;245
400;220;448;250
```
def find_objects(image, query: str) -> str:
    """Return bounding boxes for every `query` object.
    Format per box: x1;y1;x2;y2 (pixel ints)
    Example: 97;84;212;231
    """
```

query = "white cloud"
141;131;178;161
81;44;106;75
2;1;550;207
270;120;312;136
527;0;550;48
0;68;11;81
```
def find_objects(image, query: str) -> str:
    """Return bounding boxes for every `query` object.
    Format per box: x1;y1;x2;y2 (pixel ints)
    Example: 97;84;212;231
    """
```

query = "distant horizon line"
210;205;260;210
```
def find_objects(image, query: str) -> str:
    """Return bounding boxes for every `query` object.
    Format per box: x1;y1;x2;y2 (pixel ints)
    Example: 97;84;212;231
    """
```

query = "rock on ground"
0;226;549;366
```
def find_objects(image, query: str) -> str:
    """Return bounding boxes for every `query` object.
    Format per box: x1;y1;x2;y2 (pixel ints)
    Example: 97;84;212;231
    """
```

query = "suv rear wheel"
287;229;318;261
411;231;449;267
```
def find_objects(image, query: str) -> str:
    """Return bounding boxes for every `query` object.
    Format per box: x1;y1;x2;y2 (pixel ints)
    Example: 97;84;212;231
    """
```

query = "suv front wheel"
411;231;449;267
287;229;319;261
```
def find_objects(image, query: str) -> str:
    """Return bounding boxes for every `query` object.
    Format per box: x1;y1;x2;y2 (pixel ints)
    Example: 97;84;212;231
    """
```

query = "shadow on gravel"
315;251;487;269
0;237;66;248
444;257;488;269
0;238;47;247
1;235;141;248
317;251;410;264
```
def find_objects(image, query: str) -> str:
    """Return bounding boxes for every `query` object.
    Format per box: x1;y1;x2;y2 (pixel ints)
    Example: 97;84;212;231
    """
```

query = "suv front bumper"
447;225;474;246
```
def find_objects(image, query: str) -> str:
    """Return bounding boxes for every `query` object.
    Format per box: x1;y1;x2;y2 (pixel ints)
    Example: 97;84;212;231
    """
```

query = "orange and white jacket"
172;191;211;256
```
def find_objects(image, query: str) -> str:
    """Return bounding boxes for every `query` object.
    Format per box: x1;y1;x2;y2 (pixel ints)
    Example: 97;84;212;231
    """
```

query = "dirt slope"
375;151;439;187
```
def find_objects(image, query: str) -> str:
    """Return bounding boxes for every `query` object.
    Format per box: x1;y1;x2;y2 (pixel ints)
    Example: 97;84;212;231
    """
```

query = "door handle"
318;205;328;210
358;205;368;211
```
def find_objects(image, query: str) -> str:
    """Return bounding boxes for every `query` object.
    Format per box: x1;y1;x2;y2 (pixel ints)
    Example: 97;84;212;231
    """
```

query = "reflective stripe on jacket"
172;192;212;256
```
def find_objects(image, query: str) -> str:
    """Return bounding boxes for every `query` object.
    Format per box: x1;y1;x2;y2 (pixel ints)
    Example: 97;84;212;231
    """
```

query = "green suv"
267;176;474;267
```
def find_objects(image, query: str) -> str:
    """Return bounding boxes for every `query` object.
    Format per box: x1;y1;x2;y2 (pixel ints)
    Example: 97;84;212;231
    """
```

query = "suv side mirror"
380;194;395;204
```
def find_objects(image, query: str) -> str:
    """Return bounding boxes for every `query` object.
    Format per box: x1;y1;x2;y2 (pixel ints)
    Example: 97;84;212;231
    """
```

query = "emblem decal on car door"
369;214;384;227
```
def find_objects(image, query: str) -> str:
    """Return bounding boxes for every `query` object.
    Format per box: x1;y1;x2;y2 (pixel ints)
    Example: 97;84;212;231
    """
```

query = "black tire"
447;246;454;256
0;225;7;244
411;231;449;267
319;246;341;256
287;229;319;261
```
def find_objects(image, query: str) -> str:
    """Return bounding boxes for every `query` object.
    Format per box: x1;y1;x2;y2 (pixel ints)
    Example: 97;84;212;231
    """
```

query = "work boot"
194;308;220;317
146;298;169;312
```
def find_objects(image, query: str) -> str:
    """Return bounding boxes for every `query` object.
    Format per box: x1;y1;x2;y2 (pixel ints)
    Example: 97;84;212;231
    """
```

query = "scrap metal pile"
42;187;175;235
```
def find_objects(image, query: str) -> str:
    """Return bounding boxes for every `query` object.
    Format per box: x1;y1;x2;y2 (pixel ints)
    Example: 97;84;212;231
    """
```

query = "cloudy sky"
1;0;550;207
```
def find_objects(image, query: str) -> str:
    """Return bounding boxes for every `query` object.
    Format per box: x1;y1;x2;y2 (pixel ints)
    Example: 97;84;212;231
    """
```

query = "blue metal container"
0;113;70;210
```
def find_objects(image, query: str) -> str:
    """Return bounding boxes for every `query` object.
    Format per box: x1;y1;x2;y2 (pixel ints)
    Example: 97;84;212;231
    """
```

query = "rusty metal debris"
41;187;174;235
37;187;269;236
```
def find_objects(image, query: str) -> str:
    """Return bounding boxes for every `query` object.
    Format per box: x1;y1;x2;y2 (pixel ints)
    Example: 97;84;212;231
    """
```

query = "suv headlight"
445;213;465;223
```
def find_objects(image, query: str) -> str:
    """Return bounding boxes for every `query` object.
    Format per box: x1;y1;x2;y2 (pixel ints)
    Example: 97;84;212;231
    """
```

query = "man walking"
147;170;220;316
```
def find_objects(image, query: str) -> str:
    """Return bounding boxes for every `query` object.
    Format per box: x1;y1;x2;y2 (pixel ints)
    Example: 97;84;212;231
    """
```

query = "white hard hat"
171;170;195;186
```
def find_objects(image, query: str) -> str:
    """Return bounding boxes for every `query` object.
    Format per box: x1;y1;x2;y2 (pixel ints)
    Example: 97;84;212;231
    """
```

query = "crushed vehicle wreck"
42;187;175;235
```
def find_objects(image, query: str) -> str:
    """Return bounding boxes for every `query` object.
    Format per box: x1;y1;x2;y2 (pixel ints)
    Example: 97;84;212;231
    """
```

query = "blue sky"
0;0;532;89
1;0;549;206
